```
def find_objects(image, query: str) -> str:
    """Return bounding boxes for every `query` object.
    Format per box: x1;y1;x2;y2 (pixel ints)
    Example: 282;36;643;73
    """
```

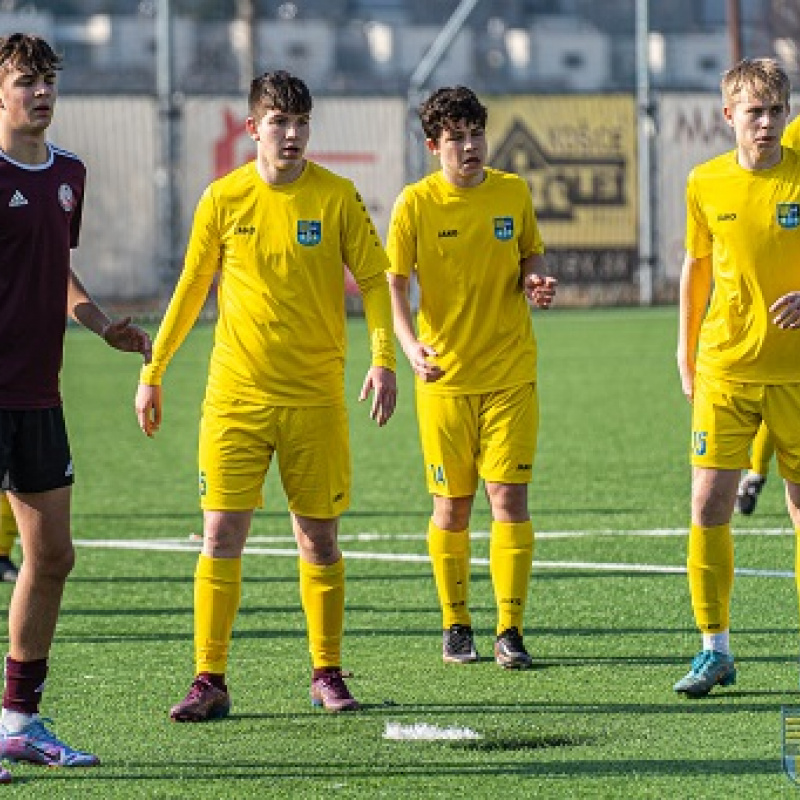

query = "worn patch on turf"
383;722;482;741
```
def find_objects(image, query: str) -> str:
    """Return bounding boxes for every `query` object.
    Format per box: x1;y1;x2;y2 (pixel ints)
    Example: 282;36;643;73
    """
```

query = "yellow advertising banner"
486;96;637;282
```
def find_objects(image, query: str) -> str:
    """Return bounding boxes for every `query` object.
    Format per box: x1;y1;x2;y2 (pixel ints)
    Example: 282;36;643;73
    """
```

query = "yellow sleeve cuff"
139;363;163;386
360;272;396;371
371;328;396;371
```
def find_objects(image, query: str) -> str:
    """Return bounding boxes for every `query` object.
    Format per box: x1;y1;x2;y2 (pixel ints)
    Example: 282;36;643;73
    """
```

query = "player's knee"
691;470;738;525
299;530;339;564
303;542;340;565
485;482;528;520
693;502;733;527
28;542;75;582
432;495;472;531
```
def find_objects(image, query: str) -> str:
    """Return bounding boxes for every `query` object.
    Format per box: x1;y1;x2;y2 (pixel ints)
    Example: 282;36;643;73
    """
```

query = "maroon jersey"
0;144;85;408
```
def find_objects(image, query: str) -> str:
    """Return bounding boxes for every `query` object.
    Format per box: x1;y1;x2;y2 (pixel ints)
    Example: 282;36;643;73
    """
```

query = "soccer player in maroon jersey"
0;34;151;781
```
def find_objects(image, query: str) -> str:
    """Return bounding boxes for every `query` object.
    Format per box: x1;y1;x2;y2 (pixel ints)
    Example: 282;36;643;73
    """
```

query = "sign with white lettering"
658;94;735;280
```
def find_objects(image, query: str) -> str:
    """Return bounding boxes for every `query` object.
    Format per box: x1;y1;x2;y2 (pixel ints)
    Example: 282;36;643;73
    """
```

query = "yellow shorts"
415;383;538;497
691;373;800;482
198;397;350;517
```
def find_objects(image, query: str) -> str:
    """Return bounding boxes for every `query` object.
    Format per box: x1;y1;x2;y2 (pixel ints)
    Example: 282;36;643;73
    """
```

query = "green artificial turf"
1;308;797;798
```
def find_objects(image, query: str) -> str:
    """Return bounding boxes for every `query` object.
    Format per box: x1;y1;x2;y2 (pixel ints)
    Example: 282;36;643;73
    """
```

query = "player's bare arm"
387;272;444;383
135;383;162;438
770;291;800;329
67;269;152;362
677;253;712;402
521;254;557;308
102;318;152;362
359;366;397;427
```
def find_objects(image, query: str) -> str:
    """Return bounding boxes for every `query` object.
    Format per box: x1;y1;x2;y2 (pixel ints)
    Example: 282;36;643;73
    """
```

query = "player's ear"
722;104;734;127
245;116;259;140
425;138;438;154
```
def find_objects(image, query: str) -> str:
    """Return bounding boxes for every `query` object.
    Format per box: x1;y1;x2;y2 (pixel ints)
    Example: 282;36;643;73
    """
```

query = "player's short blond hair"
721;57;790;107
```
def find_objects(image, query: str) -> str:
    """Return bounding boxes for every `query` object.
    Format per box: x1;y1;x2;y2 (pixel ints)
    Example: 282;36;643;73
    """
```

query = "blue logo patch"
494;217;513;241
777;203;800;229
297;220;322;246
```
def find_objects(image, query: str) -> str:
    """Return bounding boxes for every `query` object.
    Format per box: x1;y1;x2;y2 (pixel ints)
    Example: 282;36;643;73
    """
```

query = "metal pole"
156;0;181;295
406;0;481;183
235;0;255;93
635;0;654;306
728;0;743;63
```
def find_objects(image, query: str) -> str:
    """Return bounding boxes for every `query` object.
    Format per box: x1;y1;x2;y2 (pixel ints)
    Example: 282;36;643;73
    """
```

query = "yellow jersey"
686;147;800;383
784;115;800;150
142;160;394;405
386;168;544;395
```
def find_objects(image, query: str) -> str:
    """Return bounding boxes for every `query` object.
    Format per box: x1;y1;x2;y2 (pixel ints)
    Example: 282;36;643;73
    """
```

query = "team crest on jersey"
494;217;513;240
777;203;800;229
297;220;322;246
58;183;75;212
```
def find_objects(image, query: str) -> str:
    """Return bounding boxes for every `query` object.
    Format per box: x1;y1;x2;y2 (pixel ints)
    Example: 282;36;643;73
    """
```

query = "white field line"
78;527;794;548
72;527;797;579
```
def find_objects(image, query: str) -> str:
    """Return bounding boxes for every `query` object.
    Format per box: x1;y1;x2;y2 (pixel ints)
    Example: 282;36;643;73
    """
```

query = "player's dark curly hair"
249;70;312;120
0;33;61;75
418;86;487;142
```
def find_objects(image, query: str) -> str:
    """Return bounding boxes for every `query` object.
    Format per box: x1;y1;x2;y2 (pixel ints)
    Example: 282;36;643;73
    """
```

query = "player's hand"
770;292;800;329
135;383;162;437
405;342;445;383
523;274;558;308
359;366;397;427
104;317;153;364
677;358;695;403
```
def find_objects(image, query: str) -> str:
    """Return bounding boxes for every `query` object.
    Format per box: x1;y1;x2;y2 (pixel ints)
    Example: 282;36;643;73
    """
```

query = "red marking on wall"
214;109;247;177
213;108;376;178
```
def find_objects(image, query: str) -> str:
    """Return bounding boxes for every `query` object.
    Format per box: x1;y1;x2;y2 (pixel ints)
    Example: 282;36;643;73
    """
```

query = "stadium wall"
46;93;763;310
48;97;159;301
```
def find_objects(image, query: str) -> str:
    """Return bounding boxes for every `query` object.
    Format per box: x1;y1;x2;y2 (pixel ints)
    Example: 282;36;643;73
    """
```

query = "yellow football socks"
0;494;18;557
687;523;733;633
490;520;534;635
194;554;242;675
299;557;345;669
427;519;471;628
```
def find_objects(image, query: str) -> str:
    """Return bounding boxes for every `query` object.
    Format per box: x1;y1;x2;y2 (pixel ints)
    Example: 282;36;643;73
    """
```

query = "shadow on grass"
63;575;297;585
72;509;435;522
528;507;652;518
451;733;591;751
62;571;434;587
351;697;800;717
32;755;781;782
